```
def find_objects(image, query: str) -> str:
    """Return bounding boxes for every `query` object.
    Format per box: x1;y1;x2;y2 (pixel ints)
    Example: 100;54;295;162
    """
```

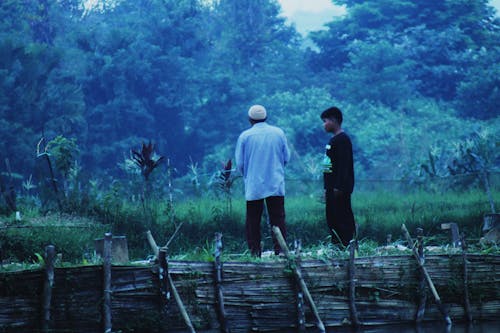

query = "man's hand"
333;188;343;198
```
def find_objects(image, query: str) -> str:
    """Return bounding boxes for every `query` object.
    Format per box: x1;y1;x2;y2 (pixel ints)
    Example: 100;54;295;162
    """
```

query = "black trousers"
246;196;286;257
325;189;356;246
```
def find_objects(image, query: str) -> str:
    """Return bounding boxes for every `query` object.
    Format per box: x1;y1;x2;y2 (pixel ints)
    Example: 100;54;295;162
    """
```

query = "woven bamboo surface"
0;254;498;332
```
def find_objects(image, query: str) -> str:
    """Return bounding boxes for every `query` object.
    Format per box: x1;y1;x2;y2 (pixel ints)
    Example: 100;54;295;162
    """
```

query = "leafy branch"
131;141;164;181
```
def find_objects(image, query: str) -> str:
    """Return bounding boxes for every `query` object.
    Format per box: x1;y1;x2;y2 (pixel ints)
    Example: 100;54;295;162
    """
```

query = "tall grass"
0;216;107;264
1;177;497;263
353;188;491;244
168;184;496;256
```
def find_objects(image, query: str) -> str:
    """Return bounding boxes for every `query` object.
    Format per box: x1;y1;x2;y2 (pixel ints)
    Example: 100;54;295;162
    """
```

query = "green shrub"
0;215;107;263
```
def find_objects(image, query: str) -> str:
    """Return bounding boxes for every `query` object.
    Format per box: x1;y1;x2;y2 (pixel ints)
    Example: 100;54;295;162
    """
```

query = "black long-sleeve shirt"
323;132;354;193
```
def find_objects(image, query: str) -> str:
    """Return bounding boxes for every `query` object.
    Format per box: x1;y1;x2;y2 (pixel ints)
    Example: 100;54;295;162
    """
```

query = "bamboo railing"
1;229;499;332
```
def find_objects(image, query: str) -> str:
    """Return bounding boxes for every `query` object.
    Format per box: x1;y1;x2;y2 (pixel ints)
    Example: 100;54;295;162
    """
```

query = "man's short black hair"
321;106;343;125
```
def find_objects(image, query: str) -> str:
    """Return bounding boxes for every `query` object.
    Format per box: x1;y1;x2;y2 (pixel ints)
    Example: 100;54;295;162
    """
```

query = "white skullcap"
248;104;267;120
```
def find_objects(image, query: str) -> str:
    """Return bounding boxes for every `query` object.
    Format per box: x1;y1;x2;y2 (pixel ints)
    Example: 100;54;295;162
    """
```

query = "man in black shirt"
321;106;356;247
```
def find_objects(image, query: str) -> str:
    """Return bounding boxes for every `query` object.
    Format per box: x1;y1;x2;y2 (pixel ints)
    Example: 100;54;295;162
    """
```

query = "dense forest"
0;0;499;202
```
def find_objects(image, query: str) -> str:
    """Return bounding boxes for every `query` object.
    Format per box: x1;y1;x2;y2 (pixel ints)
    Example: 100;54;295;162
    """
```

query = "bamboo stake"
461;233;472;322
146;224;184;258
103;232;113;333
272;226;325;333
294;240;306;333
164;222;184;249
415;228;427;323
41;245;56;332
146;230;159;257
348;239;361;327
168;273;196;333
146;231;196;333
214;232;230;333
401;224;452;325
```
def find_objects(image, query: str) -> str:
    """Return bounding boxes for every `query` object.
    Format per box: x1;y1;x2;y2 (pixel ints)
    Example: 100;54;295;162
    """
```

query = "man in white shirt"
235;105;291;257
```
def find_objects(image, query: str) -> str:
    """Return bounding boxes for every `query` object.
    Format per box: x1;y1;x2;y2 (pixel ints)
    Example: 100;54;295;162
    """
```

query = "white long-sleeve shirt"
235;122;290;201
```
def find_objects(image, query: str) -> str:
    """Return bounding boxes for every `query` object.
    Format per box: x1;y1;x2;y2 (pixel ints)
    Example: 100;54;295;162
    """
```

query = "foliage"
0;38;84;176
262;87;333;155
417;128;499;212
0;0;498;182
1;185;498;263
455;46;500;120
311;0;499;104
417;128;498;183
447;128;498;177
46;135;79;179
0;0;499;264
214;159;237;213
131;141;164;181
336;39;418;106
0;215;107;263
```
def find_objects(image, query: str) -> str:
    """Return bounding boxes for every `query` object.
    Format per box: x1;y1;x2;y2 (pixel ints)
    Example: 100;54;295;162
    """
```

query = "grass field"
0;178;498;264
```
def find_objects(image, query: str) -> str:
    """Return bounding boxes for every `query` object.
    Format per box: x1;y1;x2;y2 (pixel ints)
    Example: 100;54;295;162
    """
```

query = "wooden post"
348;239;361;328
415;228;427;323
214;233;230;333
461;233;472;322
41;245;56;332
402;224;452;326
158;248;170;309
441;223;460;247
294;239;306;333
272;226;325;333
103;232;112;333
482;213;499;232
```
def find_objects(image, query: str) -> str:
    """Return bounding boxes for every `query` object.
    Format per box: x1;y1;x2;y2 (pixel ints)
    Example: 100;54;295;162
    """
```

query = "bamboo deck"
0;254;499;332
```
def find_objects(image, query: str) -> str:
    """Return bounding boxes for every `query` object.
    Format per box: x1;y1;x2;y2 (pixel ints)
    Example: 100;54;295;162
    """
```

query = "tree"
309;0;500;102
0;38;85;175
78;0;208;173
188;0;307;166
419;128;499;212
455;46;500;119
336;39;418;106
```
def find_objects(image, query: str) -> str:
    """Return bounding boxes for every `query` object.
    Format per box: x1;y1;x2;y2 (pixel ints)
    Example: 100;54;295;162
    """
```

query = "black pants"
246;196;286;257
325;189;356;246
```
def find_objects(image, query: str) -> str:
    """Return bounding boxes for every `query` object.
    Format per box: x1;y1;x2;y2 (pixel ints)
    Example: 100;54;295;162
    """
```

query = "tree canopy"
0;0;498;184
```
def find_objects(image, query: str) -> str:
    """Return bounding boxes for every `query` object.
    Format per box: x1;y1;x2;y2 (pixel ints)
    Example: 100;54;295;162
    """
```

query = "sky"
276;0;345;35
277;0;500;36
83;0;500;35
277;0;343;18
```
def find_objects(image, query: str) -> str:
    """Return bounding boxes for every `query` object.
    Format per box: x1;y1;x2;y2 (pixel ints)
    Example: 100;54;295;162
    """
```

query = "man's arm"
333;137;352;193
282;133;291;165
235;135;245;174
